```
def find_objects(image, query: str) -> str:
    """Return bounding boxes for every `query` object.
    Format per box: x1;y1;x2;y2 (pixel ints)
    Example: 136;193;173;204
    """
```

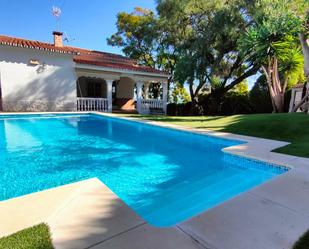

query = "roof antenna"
52;6;62;31
63;31;76;43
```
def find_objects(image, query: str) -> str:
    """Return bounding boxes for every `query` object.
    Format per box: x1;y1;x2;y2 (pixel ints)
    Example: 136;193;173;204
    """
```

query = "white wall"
0;45;77;111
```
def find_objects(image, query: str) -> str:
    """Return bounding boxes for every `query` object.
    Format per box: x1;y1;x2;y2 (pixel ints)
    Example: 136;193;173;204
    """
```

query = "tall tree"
107;7;179;85
292;1;309;111
240;0;305;112
109;1;261;114
157;0;260;114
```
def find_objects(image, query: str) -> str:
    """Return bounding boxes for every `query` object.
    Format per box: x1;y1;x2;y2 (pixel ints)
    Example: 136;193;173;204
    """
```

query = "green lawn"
122;113;309;158
0;223;54;249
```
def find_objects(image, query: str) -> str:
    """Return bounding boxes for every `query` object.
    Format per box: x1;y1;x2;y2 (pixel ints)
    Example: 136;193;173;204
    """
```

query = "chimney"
53;31;63;47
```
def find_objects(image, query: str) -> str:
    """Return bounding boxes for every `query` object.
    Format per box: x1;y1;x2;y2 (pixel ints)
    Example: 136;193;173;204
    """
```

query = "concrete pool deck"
1;112;309;249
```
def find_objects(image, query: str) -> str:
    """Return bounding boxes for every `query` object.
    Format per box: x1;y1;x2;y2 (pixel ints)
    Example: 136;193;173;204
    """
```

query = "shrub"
249;76;273;113
167;102;192;116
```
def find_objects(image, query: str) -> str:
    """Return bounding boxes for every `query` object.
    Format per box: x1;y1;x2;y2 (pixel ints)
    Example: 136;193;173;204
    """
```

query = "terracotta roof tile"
0;35;78;54
0;34;169;76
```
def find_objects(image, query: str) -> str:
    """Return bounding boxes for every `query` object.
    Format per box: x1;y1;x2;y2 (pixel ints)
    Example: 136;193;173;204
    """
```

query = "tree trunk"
188;80;203;115
189;97;200;115
273;93;285;113
299;33;309;82
261;59;285;113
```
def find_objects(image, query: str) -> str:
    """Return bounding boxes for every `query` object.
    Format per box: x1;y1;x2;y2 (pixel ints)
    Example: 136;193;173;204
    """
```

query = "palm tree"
293;33;309;112
241;28;304;112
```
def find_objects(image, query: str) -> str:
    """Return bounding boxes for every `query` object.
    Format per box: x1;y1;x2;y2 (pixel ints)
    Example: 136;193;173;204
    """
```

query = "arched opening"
76;77;109;111
113;77;136;111
76;76;107;98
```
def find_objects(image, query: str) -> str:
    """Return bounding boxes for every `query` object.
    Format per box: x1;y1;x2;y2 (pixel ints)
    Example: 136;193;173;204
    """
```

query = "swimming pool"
0;113;288;226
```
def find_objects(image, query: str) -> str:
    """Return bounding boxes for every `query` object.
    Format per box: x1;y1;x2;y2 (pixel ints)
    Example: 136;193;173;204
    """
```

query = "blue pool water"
0;114;288;226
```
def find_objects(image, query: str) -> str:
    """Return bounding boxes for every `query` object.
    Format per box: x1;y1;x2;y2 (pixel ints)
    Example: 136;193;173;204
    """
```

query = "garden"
108;0;309;116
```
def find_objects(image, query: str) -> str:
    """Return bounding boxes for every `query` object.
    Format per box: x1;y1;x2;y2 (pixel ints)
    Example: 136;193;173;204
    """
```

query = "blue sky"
0;0;155;54
0;0;257;88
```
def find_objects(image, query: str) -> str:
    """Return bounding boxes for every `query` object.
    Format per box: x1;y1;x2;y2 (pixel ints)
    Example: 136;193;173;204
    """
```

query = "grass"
293;230;309;249
121;113;309;158
0;223;54;249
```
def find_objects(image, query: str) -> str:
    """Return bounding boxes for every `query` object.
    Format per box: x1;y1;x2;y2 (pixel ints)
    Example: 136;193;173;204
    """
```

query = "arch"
113;77;136;111
76;76;107;98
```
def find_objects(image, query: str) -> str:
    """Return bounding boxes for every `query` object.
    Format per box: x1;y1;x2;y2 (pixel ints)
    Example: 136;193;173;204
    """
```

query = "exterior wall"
116;77;135;98
115;77;135;110
0;45;77;111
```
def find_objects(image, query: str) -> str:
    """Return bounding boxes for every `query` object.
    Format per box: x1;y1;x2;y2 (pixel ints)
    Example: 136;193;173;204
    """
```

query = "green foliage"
293;229;309;249
240;30;303;75
0;223;54;249
171;84;190;103
229;81;249;95
239;0;306;80
255;0;308;33
220;94;251;115
107;7;176;73
109;0;308;114
249;75;273;113
239;1;306;112
167;0;259;94
109;0;261;113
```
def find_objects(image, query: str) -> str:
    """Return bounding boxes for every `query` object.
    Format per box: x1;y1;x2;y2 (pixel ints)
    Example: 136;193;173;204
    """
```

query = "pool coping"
1;111;309;249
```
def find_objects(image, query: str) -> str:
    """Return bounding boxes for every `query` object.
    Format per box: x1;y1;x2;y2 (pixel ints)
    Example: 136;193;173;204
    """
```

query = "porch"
75;72;168;114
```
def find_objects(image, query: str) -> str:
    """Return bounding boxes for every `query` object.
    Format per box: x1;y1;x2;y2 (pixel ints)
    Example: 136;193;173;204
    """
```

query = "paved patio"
1;112;309;249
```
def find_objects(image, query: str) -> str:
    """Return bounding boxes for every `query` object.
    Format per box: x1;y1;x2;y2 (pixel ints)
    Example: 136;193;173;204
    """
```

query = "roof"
0;35;77;55
0;34;169;76
71;48;167;75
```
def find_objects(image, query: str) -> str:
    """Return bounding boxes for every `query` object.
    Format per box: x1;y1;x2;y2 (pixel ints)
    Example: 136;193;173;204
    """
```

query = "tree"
107;7;179;86
108;0;307;114
239;0;305;112
284;0;309;82
170;84;190;104
157;0;260;114
292;2;309;111
109;1;261;114
249;75;273;113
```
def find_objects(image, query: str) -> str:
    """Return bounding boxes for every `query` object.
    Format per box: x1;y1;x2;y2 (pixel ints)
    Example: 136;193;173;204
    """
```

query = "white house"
0;32;169;114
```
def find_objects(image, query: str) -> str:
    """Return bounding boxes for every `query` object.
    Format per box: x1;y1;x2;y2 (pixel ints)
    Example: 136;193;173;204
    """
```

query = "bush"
220;93;252;115
168;78;294;116
168;92;251;116
249;76;273;113
167;102;192;116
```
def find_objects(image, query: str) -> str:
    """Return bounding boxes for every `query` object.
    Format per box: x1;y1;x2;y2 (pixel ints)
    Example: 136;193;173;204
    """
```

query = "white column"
162;82;168;114
136;82;143;114
106;79;113;113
